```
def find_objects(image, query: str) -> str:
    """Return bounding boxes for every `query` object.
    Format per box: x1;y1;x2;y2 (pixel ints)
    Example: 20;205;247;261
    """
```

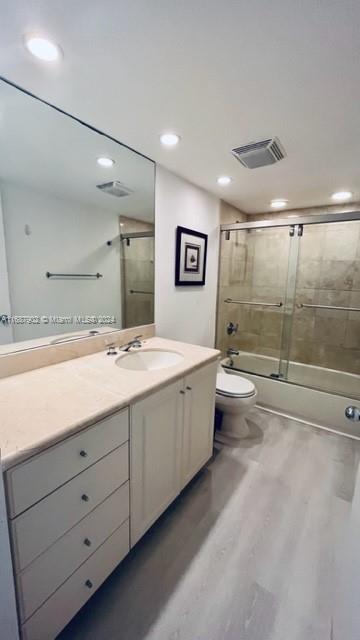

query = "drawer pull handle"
81;494;90;502
186;386;192;391
85;579;93;589
84;538;92;547
180;390;185;395
79;450;88;458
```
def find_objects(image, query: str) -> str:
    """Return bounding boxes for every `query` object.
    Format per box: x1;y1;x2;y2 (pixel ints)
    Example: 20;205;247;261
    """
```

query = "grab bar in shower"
298;303;360;312
224;298;283;308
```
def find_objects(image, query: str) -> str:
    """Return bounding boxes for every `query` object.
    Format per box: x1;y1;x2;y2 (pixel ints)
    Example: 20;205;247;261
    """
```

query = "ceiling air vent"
231;137;286;169
96;181;133;197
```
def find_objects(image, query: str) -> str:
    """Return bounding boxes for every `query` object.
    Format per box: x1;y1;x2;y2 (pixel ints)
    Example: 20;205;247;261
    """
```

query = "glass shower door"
286;220;360;397
217;225;292;377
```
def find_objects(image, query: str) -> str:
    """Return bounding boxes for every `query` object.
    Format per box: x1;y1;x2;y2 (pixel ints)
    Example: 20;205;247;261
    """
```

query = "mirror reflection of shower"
119;216;154;328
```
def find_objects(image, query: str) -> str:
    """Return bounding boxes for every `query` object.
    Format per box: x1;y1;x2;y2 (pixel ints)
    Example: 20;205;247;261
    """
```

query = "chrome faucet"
226;347;239;367
119;335;143;352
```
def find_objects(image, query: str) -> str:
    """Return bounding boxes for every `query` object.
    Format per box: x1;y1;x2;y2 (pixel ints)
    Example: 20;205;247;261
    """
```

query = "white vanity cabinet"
3;356;218;639
181;362;218;489
5;408;131;640
130;378;184;545
130;360;217;545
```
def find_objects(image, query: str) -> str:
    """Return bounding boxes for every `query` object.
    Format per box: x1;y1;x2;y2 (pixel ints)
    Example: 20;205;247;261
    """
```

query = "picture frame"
175;226;208;286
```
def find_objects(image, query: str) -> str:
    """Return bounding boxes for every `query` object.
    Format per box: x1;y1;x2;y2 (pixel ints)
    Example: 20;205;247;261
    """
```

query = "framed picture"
175;226;208;286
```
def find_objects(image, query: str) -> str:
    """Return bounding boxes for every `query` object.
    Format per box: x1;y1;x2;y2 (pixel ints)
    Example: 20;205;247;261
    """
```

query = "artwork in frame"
175;226;208;286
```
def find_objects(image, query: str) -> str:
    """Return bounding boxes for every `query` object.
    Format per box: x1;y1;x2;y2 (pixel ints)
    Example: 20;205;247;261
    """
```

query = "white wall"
155;166;220;347
2;182;122;342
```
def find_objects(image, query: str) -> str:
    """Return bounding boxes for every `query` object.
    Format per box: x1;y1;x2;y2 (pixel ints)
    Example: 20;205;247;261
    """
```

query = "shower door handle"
224;299;283;308
298;303;360;312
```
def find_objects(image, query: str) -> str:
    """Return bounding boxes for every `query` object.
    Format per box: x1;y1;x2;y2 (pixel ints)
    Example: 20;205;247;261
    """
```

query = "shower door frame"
219;210;360;388
221;211;360;233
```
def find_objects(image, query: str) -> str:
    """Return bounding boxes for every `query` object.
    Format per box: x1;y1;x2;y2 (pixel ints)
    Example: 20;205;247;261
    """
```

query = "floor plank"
58;409;360;640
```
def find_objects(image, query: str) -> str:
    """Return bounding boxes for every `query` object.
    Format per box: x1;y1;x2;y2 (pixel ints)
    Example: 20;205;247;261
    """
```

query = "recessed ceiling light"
160;133;180;147
217;176;232;186
270;199;288;209
331;190;353;202
24;34;62;62
97;156;115;168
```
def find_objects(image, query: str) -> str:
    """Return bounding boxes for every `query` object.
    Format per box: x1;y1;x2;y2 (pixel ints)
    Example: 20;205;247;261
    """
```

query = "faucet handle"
132;335;143;349
226;322;239;336
107;343;117;356
129;335;143;347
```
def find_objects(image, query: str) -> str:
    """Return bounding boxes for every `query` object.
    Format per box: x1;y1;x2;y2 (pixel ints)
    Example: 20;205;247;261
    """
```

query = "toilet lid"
216;372;256;398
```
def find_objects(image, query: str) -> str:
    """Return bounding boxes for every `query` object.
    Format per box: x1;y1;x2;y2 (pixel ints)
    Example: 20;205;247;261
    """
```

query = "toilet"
215;370;257;440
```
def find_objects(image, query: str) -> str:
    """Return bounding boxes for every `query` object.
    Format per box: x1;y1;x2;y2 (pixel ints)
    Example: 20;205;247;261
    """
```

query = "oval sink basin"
115;349;184;371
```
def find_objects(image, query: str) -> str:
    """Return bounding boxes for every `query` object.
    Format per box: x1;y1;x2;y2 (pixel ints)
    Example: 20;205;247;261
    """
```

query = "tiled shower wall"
216;202;360;375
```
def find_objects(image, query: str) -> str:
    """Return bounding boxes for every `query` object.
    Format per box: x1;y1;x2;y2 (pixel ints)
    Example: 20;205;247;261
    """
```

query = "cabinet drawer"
6;408;129;518
12;443;129;572
22;519;129;640
17;481;129;623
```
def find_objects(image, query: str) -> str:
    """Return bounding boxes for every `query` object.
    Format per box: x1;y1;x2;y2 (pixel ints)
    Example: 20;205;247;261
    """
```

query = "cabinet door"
182;361;217;488
130;379;184;545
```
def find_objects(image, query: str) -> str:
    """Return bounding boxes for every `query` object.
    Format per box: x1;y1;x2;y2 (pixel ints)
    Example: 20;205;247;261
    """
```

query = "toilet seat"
216;372;256;399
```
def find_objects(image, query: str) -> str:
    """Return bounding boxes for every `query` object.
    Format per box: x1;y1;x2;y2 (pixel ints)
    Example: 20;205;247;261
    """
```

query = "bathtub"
224;350;360;399
221;351;360;438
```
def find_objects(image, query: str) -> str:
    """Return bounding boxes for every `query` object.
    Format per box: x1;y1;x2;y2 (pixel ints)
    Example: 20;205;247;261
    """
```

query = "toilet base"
215;430;246;446
215;376;257;444
218;414;250;439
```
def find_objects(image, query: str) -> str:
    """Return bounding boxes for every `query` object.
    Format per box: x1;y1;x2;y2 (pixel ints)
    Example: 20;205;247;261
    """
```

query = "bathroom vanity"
0;337;219;640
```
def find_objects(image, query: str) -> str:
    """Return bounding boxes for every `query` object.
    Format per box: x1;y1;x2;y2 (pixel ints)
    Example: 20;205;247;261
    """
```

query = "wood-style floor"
59;408;360;640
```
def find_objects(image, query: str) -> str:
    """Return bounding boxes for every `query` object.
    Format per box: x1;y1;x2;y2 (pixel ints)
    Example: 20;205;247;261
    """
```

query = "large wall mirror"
0;79;155;354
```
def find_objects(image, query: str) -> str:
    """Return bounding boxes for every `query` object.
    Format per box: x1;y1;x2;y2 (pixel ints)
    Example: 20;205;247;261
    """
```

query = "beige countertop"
0;337;220;472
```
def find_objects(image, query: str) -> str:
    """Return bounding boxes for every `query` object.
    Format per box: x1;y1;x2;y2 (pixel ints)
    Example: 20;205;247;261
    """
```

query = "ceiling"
1;0;360;214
